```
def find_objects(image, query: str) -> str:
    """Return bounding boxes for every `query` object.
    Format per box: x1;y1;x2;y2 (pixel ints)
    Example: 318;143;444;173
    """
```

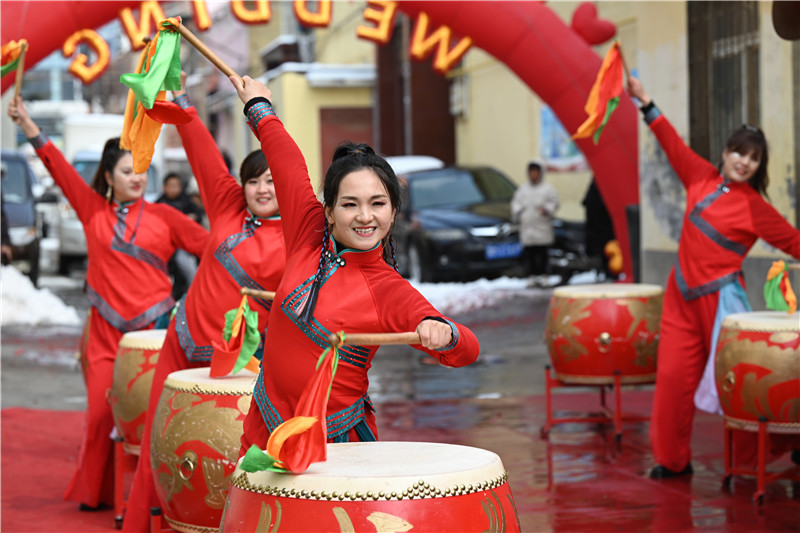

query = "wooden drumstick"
174;23;240;80
13;42;27;101
240;287;276;300
328;332;421;347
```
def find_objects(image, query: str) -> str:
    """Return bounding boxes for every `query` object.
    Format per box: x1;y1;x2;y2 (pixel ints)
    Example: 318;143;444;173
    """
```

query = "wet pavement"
2;273;799;531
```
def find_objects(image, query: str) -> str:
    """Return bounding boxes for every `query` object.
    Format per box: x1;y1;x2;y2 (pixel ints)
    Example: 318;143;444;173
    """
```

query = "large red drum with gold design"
220;441;520;533
151;367;256;533
109;328;166;454
545;283;663;384
715;311;800;433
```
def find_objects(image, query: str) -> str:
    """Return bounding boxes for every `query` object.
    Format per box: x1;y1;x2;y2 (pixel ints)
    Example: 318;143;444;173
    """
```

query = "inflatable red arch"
2;0;638;280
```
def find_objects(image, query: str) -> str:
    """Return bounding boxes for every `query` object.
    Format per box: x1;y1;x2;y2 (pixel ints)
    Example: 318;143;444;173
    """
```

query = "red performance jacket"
173;106;286;361
249;106;480;440
650;115;800;300
34;139;208;332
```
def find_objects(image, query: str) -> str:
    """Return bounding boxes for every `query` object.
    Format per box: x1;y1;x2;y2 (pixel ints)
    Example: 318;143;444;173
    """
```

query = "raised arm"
172;82;239;226
627;77;715;189
8;97;103;223
230;75;322;252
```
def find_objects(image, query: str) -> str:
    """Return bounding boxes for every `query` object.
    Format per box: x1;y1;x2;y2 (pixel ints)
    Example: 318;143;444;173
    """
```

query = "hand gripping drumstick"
327;331;421;347
240;287;276;301
13;42;27;101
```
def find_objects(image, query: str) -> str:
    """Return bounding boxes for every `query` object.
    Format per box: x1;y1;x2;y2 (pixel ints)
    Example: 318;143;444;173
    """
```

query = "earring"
105;186;113;201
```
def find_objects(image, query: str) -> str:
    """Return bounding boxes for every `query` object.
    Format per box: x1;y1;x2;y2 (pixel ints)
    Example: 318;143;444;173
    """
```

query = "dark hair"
91;137;131;201
323;142;400;210
299;141;400;323
240;150;269;182
528;161;542;173
721;125;769;198
163;172;184;187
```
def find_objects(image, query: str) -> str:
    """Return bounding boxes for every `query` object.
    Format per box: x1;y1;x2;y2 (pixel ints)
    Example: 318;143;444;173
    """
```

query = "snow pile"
1;266;81;326
410;276;529;315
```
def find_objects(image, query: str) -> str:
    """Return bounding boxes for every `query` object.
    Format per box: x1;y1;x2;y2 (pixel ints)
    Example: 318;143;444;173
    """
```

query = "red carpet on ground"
2;408;117;532
3;389;799;533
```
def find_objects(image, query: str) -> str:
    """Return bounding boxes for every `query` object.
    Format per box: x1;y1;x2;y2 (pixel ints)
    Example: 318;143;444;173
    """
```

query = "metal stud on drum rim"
715;311;800;433
220;441;521;532
109;328;167;454
545;283;663;384
150;367;257;533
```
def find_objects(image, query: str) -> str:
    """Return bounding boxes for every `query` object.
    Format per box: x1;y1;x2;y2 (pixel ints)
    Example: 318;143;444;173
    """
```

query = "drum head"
234;441;506;498
552;283;662;299
722;311;800;332
163;367;258;395
118;328;168;349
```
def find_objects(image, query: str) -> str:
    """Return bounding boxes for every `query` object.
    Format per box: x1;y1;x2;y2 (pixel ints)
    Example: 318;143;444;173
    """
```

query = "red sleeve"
371;271;480;367
254;115;324;254
152;203;209;257
34;141;105;224
650;115;718;189
749;194;800;259
176;106;242;226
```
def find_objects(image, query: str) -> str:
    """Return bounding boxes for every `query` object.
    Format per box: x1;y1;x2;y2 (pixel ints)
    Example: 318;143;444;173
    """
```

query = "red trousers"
122;321;207;532
651;272;798;472
64;309;124;507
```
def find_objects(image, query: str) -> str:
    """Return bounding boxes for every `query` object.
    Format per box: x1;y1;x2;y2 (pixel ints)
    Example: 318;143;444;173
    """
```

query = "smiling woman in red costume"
8;97;208;510
121;79;287;531
627;78;800;479
229;76;479;453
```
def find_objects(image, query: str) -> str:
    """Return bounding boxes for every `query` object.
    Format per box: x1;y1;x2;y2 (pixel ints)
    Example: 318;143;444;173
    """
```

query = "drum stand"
540;365;651;442
722;417;800;505
113;436;139;529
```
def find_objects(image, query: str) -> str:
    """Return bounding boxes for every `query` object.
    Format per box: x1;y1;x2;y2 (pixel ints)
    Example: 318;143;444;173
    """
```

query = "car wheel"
58;255;73;276
408;243;434;283
28;241;41;288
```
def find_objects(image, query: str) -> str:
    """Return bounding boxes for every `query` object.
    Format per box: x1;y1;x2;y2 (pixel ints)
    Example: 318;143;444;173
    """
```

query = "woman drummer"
8;98;208;510
627;77;800;478
121;77;287;532
230;75;480;452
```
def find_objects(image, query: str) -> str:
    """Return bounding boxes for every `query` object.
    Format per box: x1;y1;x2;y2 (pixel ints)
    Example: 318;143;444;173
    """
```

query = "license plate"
485;241;523;260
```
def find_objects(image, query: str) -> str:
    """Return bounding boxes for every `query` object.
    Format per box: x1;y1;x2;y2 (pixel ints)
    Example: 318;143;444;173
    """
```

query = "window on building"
688;1;760;161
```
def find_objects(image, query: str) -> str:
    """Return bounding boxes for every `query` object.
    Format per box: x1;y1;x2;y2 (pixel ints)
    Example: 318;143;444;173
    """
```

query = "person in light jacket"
511;159;560;287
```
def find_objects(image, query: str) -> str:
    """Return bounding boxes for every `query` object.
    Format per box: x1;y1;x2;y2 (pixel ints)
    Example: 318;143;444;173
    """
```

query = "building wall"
247;71;372;186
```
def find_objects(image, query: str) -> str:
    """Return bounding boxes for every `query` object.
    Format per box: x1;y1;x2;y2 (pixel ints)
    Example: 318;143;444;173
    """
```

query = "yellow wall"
755;1;798;257
453;42;591;221
254;71;372;187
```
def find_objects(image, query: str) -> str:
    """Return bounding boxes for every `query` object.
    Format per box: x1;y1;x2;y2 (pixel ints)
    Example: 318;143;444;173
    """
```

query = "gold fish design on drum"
715;311;800;432
109;329;166;454
545;284;663;384
151;368;256;533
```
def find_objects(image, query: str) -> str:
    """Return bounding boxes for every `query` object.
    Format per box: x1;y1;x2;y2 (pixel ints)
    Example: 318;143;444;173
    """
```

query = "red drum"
220;441;520;533
545;283;663;384
715;311;800;433
109;328;166;454
151;368;256;533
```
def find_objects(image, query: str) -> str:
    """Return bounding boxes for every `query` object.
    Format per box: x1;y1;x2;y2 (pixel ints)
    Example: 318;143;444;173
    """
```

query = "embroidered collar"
327;236;383;265
114;198;141;212
245;209;280;226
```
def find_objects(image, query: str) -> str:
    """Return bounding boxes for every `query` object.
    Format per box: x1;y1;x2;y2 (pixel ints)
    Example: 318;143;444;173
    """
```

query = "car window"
1;158;33;204
73;159;99;185
409;168;517;210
